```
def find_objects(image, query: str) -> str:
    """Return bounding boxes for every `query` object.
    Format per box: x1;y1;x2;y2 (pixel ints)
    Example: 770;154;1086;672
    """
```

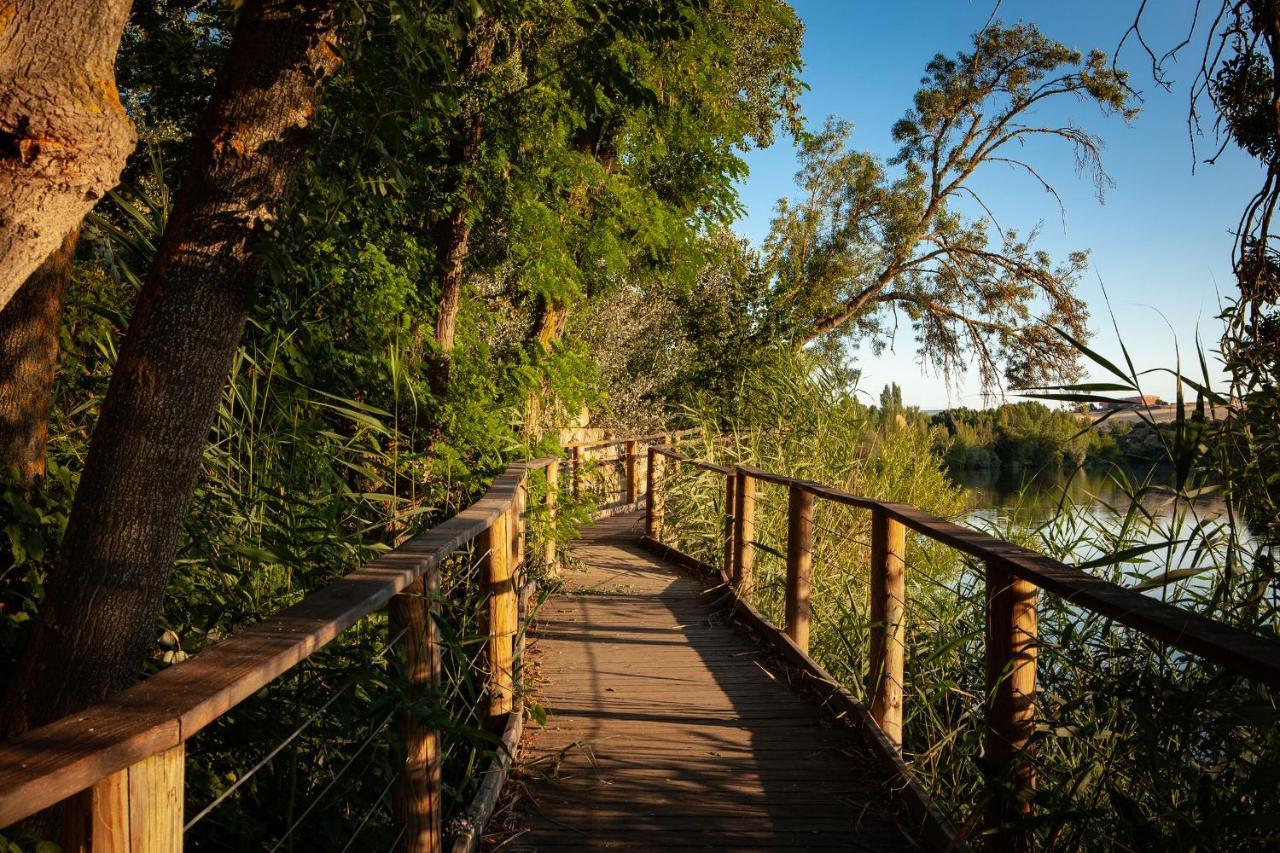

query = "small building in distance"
1092;394;1166;411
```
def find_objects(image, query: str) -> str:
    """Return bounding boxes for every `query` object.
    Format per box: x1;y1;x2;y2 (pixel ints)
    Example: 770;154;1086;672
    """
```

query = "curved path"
500;512;924;851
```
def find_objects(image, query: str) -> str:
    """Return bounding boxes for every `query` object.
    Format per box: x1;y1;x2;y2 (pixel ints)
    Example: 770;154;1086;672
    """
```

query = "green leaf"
1130;566;1217;592
1075;541;1172;571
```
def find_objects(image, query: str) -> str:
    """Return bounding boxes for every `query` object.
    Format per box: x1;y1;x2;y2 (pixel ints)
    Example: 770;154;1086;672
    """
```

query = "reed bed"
659;359;1279;849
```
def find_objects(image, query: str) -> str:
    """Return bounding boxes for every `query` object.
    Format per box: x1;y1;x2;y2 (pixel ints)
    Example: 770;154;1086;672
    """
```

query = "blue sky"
732;0;1263;409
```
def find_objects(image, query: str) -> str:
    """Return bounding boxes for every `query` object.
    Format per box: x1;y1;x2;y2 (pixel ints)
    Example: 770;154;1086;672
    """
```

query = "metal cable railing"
184;627;409;831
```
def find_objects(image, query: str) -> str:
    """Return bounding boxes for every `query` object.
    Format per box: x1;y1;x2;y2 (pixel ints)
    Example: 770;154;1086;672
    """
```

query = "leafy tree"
0;0;806;738
759;23;1135;390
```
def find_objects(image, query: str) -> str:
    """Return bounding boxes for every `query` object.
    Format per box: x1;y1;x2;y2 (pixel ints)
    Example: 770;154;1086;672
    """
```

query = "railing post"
485;510;515;721
624;439;638;505
62;744;186;851
544;460;559;574
513;482;526;570
570;446;581;500
391;572;443;853
645;446;663;540
868;507;906;750
984;560;1038;852
722;472;737;576
784;485;814;653
732;469;755;595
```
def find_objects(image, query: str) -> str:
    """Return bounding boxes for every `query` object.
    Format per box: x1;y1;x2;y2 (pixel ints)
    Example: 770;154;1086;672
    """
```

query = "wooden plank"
784;485;814;652
645;445;663;540
90;769;130;852
624;439;638;504
732;469;755;593
984;560;1037;853
0;707;180;830
59;768;129;853
486;511;515;720
544;460;559;573
638;534;963;851
722;471;736;576
127;744;183;852
510;513;930;851
571;445;581;499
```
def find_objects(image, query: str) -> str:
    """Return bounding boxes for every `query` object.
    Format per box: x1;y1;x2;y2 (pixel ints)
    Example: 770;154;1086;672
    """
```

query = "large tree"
0;0;136;310
1;0;341;734
760;23;1135;390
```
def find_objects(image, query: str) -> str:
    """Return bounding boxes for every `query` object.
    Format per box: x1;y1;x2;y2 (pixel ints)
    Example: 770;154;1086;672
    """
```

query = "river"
951;464;1246;582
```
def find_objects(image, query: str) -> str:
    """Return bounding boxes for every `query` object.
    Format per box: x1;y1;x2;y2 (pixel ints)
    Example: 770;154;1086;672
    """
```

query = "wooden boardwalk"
501;512;922;851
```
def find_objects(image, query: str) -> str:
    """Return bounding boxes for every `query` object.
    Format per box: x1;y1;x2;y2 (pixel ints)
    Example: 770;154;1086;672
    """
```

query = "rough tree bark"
0;228;77;487
434;15;498;354
0;0;341;736
0;0;135;310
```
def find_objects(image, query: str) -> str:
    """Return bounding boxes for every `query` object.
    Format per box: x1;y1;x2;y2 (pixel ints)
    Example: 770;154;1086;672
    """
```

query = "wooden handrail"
653;445;732;475
561;428;700;451
700;457;1280;688
0;459;556;831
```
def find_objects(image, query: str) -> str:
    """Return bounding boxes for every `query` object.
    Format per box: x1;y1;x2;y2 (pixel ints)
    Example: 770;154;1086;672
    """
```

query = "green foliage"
1;0;807;844
932;401;1111;470
660;350;966;617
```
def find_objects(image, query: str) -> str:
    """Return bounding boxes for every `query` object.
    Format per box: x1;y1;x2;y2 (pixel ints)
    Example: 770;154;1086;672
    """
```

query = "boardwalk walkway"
502;512;922;850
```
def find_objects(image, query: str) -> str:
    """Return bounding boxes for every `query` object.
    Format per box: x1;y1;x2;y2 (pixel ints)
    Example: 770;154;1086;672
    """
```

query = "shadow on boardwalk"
498;512;922;851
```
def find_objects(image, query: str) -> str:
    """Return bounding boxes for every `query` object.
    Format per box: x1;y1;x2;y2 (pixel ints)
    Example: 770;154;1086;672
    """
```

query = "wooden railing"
0;459;546;850
642;446;1280;852
561;428;701;509
0;431;686;851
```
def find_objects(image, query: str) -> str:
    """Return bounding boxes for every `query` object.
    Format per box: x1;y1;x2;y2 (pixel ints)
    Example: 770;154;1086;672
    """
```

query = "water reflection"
953;464;1230;527
952;464;1247;582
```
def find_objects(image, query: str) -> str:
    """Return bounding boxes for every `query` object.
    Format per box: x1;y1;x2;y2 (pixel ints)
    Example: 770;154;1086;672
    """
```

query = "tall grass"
659;352;1280;849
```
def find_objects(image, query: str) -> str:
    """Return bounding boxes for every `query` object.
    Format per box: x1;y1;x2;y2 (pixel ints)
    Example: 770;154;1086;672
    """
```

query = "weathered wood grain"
505;513;923;850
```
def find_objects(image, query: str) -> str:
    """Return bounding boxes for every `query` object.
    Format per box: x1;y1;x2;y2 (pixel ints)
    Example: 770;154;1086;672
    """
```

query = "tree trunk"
434;210;474;354
434;17;498;354
0;227;77;487
0;0;341;736
0;0;135;310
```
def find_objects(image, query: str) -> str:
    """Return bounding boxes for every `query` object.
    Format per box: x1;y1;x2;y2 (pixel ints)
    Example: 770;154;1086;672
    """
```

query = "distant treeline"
928;401;1138;470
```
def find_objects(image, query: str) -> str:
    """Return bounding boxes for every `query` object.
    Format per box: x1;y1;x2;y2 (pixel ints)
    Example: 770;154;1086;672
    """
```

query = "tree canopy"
756;23;1135;390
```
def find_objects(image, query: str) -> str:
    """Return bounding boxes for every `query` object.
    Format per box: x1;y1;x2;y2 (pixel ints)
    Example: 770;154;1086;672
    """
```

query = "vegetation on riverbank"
659;343;1279;849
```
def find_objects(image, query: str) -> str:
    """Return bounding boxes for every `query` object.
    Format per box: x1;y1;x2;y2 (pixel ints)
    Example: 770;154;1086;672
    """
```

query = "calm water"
952;465;1244;579
955;464;1203;524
